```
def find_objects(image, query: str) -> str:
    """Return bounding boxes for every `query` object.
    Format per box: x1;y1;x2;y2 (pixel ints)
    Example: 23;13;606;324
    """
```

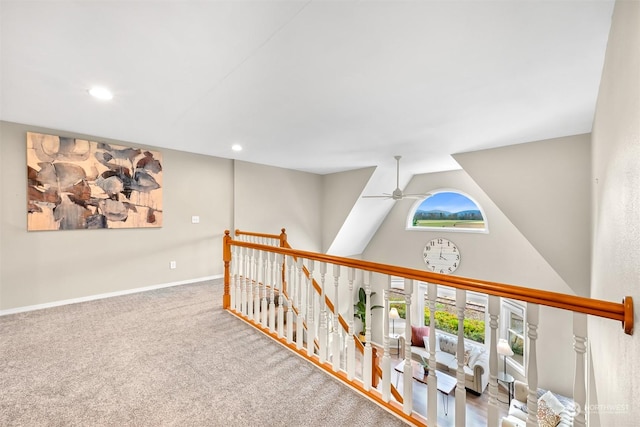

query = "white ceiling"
1;0;614;179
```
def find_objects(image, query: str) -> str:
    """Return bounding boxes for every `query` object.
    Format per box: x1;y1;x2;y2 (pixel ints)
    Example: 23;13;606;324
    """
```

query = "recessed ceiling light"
88;86;113;100
231;144;243;152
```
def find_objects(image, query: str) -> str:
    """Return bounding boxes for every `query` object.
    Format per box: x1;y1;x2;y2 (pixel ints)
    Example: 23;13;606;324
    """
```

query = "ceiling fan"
362;155;431;201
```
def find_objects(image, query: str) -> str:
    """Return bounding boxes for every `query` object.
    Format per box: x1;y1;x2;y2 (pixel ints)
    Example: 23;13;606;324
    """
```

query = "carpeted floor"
0;280;406;426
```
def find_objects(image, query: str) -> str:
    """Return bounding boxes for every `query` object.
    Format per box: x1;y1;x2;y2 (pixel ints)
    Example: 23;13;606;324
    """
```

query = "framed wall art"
27;131;163;231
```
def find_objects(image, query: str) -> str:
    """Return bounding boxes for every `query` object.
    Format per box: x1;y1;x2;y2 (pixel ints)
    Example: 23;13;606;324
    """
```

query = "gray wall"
590;0;640;425
0;121;233;311
233;160;322;252
0;122;327;312
362;166;577;394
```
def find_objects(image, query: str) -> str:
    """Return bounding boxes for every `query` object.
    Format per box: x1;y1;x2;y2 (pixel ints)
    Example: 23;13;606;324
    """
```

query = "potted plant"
353;287;383;342
419;355;430;375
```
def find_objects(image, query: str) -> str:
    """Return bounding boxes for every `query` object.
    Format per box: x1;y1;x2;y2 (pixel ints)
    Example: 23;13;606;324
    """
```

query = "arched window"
407;190;487;233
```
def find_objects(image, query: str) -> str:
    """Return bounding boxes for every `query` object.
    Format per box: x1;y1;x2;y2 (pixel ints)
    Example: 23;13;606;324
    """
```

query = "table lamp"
389;307;400;335
497;338;514;376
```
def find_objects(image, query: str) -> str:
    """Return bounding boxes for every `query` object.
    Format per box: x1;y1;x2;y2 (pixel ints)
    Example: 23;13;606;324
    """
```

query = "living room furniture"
399;326;489;394
500;380;577;427
497;372;515;405
394;360;457;416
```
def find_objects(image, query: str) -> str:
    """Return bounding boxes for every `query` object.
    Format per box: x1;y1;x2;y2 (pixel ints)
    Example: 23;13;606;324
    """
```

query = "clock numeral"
456;255;460;260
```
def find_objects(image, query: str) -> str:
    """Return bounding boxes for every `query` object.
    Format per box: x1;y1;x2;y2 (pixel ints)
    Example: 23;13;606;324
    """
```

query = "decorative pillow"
463;348;472;365
537;391;564;427
423;336;430;353
539;390;565;415
467;348;482;367
411;325;429;347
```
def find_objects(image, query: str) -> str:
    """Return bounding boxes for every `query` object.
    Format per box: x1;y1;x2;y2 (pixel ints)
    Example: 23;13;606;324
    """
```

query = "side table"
497;372;515;405
389;333;401;355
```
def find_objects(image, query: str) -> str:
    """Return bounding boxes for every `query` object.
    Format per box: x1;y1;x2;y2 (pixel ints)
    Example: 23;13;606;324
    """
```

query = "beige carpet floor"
0;279;406;426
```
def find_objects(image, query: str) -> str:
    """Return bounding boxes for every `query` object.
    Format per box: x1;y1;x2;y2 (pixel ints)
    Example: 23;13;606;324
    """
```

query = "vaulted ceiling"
1;0;614;181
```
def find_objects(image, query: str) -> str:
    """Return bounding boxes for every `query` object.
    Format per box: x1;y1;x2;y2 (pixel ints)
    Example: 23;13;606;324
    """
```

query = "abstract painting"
27;132;163;231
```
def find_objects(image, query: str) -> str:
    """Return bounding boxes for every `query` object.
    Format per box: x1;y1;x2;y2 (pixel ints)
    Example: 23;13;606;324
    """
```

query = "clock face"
423;238;460;274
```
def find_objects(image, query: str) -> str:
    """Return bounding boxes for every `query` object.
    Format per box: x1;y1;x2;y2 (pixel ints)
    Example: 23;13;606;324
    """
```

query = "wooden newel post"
223;230;232;309
279;228;287;247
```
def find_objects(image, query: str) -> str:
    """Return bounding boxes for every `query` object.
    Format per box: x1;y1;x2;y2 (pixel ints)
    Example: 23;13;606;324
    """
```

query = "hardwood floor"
385;353;510;426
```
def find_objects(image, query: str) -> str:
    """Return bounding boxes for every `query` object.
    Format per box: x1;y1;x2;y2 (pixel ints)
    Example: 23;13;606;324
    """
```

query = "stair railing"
223;228;634;427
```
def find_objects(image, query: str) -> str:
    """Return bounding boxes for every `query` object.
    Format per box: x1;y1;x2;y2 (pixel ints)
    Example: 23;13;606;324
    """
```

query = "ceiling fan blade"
362;195;393;199
402;192;432;199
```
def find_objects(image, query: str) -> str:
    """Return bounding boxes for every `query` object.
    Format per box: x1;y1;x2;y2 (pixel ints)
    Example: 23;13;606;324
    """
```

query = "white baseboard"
0;275;223;316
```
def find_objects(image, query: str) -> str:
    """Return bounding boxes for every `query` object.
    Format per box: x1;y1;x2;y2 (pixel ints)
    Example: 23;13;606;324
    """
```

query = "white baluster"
241;247;247;316
318;262;328;364
526;303;539;427
306;260;316;357
487;295;500;426
427;283;438;422
286;257;294;343
573;312;587;427
268;252;276;332
247;249;254;320
296;258;304;350
363;271;373;391
331;264;341;372
277;254;285;338
381;276;391;401
261;250;268;327
235;245;242;313
346;267;356;380
253;249;260;323
230;245;236;312
455;288;467;425
402;279;413;415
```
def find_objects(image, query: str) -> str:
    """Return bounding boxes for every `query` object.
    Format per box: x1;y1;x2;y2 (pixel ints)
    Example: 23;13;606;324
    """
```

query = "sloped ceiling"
454;134;592;295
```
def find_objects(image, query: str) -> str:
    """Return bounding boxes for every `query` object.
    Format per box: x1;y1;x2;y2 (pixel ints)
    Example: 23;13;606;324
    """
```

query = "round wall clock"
423;238;460;274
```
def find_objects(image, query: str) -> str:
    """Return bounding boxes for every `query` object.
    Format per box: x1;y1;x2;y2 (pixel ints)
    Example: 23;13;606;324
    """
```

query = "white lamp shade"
497;338;514;357
389;308;400;319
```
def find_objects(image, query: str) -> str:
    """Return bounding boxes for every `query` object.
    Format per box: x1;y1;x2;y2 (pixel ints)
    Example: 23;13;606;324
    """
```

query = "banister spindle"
306;260;316;357
296;258;304;350
241;247;248;316
332;264;341;372
268;252;276;332
260;250;268;327
487;295;500;426
346;267;356;380
455;289;467;425
318;262;328;364
427;283;438;422
253;249;260;323
276;254;285;338
402;279;413;415
381;275;391;401
286;257;294;343
573;312;587;427
247;249;254;320
363;271;373;391
526;303;539;426
230;245;237;312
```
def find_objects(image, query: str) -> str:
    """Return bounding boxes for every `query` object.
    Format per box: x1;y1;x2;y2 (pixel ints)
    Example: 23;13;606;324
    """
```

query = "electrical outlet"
191;216;200;224
170;261;177;269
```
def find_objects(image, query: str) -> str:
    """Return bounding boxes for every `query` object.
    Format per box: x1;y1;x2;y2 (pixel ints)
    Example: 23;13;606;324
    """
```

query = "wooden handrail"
225;230;634;335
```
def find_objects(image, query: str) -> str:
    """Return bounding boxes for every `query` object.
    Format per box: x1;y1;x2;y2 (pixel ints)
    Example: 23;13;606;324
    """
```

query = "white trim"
0;275;222;316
